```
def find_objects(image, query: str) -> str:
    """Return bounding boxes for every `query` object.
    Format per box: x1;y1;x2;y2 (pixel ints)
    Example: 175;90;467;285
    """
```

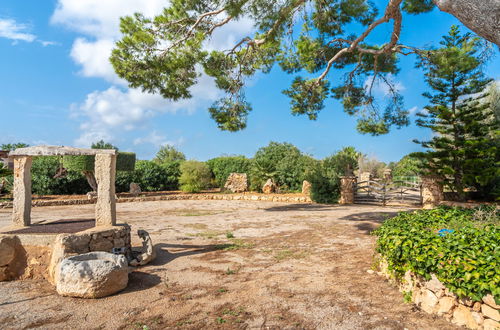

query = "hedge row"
375;206;499;302
62;152;136;172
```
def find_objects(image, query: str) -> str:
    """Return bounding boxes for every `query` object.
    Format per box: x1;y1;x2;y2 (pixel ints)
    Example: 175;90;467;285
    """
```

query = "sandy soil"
0;200;458;329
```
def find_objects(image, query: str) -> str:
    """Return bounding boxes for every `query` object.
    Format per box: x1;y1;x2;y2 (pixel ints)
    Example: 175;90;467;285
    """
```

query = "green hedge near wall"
116;152;136;171
375;206;499;302
63;152;136;172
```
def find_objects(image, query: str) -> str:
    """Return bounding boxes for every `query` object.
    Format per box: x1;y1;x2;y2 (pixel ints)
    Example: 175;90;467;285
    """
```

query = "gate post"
421;175;443;209
339;176;356;204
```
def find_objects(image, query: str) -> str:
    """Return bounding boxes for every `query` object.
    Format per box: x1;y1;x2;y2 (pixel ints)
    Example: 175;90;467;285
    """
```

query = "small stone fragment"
483;318;500;330
482;304;500;322
452;304;479;329
437;296;456;315
420;289;439;314
483;295;500;310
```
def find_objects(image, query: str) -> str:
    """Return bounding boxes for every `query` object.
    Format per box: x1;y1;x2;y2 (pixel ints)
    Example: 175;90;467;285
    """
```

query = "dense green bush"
306;160;340;203
207;156;252;188
116;160;180;192
250;142;315;192
179;161;212;193
63;152;136;172
375;206;499;302
306;147;361;203
31;157;89;195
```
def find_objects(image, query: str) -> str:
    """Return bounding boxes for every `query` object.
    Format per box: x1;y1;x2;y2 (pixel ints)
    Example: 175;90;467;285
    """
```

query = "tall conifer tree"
414;25;498;200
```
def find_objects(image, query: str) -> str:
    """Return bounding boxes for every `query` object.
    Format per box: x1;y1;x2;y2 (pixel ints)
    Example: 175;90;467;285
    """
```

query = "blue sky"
0;1;498;162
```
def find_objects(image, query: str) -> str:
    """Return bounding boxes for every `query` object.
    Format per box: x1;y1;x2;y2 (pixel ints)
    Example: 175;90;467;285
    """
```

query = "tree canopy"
111;0;496;136
154;145;186;163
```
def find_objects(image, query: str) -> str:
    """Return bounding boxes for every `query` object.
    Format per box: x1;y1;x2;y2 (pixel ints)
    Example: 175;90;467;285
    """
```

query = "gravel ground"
0;200;459;329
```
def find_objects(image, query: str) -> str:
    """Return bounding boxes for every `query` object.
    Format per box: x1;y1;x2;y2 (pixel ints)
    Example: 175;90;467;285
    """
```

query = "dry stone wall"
379;259;499;330
0;193;312;209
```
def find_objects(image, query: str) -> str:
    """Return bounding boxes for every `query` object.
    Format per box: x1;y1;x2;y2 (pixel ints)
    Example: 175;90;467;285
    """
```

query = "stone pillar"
339;176;356;204
421;175;443;209
95;154;116;226
12;156;32;227
358;172;372;187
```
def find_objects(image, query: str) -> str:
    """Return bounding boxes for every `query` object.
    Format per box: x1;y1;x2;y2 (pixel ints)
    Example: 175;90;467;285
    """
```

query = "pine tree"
413;25;498;200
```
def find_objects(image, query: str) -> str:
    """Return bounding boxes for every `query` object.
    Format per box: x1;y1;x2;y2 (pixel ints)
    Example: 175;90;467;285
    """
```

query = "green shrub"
63;152;136;172
375;206;499;302
62;155;94;171
31;157;89;195
250;142;315;192
306;163;340;204
179;161;212;193
116;160;180;192
207;156;252;188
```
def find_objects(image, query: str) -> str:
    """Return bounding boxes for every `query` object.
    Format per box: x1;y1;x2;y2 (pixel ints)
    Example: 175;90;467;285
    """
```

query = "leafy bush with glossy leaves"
375;206;499;302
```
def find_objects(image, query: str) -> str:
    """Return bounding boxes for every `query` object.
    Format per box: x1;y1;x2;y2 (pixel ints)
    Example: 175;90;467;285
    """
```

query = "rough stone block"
56;252;128;298
224;173;248;193
482;304;500;322
0;237;17;266
483;295;500;310
453;305;479;329
89;239;114;252
437;296;456;315
483;318;500;330
421;289;439;314
12;156;32;226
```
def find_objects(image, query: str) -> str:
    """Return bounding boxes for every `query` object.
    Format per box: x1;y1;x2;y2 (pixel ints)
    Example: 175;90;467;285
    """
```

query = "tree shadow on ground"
339;211;400;235
263;203;340;212
150;242;222;267
339;211;399;223
124;271;162;293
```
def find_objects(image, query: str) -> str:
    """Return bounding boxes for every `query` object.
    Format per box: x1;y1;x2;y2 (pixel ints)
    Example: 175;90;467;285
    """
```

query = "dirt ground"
0;200;459;330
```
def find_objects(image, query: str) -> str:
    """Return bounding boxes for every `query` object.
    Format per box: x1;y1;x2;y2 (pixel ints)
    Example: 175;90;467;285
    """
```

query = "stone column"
339;176;356;204
421;175;443;209
12;156;32;227
95;154;116;226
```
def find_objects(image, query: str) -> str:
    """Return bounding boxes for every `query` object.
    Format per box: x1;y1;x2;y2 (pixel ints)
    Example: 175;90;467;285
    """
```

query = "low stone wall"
48;225;131;284
379;260;499;329
0;193;312;209
0;236;52;281
1;225;131;284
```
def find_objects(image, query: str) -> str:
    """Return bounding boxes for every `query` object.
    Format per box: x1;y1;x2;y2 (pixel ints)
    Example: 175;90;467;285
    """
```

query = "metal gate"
354;180;422;206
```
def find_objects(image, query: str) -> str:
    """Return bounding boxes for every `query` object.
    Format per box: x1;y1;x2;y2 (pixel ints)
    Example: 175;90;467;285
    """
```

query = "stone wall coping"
9;146;117;157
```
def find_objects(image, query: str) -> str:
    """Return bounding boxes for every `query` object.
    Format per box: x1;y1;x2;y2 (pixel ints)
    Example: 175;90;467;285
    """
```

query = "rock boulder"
224;173;248;193
262;179;277;194
56;252;128;298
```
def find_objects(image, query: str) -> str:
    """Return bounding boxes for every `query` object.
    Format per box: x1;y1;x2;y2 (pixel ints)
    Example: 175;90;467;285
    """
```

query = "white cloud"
408;106;419;115
70;38;122;84
133;131;184;148
364;74;405;96
0;18;36;42
52;0;256;145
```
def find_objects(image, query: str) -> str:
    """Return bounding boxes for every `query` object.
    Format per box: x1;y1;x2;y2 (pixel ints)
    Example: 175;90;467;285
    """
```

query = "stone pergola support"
95;154;117;226
12;157;32;227
339;176;356;204
8;145;118;229
421;175;444;209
